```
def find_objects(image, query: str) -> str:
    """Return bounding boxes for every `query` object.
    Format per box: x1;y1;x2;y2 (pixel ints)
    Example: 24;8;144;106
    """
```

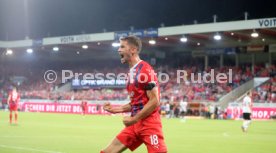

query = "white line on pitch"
0;144;64;153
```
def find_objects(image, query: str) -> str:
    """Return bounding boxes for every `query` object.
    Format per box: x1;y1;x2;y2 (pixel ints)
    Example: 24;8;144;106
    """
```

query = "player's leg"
84;107;87;116
142;133;167;153
140;124;167;153
242;120;250;132
242;113;246;132
101;125;142;153
245;113;252;131
242;113;251;132
242;120;246;132
9;110;13;124
101;137;127;153
14;110;18;124
9;104;14;124
183;111;186;119
180;111;186;122
165;111;169;119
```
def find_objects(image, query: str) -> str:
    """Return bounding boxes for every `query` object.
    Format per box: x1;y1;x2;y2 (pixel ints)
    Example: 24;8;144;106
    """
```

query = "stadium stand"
1;60;275;104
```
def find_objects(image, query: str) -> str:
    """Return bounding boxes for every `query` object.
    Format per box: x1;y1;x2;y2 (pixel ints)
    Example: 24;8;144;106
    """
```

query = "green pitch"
0;111;276;153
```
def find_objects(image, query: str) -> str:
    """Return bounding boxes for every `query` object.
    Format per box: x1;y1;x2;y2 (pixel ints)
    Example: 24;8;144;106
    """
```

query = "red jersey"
9;91;20;105
127;60;160;117
81;101;88;108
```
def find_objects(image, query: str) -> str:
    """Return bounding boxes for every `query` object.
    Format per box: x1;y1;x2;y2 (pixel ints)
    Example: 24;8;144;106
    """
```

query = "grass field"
0;111;276;153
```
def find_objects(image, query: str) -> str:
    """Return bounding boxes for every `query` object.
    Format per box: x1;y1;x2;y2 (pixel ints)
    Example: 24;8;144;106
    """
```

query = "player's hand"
123;116;138;127
103;102;114;113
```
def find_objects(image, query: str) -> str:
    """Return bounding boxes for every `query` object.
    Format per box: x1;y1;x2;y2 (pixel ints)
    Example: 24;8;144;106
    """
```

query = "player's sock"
180;117;186;122
9;113;12;124
242;121;248;132
245;120;251;128
15;114;18;123
242;121;247;128
242;120;251;132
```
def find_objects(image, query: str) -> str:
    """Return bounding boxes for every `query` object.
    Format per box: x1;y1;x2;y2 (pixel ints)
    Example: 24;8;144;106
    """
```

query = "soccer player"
7;87;20;124
101;36;167;153
81;100;88;116
241;92;253;132
179;97;188;122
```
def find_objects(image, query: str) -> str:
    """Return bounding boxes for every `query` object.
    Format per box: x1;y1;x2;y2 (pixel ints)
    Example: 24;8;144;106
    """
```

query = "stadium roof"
0;17;276;61
1;1;276;60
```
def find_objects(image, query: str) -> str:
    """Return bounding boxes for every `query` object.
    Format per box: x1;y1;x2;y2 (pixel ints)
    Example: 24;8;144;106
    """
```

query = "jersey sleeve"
139;65;158;90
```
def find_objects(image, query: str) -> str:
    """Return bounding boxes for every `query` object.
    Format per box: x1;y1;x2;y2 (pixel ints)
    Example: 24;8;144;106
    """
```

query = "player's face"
118;40;133;64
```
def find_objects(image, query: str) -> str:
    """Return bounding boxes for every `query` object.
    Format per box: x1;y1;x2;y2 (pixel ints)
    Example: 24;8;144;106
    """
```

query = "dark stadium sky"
0;0;275;40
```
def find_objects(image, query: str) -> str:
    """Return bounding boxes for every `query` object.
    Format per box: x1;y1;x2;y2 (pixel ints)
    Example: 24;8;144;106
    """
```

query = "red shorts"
116;117;167;153
9;104;18;111
82;107;87;112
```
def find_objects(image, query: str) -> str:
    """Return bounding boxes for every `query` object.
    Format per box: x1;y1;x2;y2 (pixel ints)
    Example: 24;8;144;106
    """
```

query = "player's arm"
123;86;159;126
134;87;159;120
103;102;131;114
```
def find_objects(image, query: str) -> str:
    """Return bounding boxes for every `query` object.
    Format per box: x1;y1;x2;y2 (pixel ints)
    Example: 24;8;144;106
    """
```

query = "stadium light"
149;39;156;45
214;32;222;40
180;36;188;42
82;45;88;49
53;47;59;51
26;48;33;54
251;30;259;38
112;42;120;47
6;49;13;55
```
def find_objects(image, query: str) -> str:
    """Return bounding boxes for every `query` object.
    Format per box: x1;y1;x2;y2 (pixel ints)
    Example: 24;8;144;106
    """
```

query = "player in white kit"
179;97;188;122
241;92;253;132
